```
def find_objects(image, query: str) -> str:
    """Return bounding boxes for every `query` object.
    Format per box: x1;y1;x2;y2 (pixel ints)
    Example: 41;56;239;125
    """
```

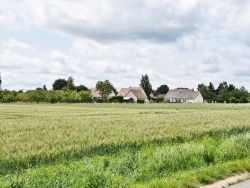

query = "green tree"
198;83;216;102
75;85;88;92
228;84;236;92
239;96;248;103
156;84;169;95
43;85;47;91
157;95;164;102
45;91;62;103
96;80;114;100
27;90;46;103
208;82;215;93
216;81;228;94
52;78;67;90
79;91;92;102
66;76;75;91
229;96;237;103
1;90;16;103
139;74;152;99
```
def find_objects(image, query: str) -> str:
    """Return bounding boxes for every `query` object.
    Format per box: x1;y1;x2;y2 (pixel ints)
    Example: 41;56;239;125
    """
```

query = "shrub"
137;99;144;104
239;96;248;103
157;95;164;103
229;96;237;103
109;96;123;103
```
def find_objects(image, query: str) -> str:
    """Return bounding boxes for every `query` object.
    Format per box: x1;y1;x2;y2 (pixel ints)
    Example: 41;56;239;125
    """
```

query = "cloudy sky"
1;0;250;91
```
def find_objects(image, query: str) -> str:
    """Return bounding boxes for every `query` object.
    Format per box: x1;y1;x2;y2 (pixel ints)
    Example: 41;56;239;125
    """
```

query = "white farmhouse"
164;88;203;103
117;87;148;102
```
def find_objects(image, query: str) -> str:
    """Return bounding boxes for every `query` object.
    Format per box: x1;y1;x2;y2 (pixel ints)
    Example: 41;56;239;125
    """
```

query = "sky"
0;0;250;91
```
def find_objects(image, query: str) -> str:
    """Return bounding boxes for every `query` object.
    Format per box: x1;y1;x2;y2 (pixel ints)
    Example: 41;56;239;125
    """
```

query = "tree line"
0;74;249;103
198;81;250;103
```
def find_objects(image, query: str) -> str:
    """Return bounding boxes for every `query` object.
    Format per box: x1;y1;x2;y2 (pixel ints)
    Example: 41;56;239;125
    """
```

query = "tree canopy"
156;84;169;95
96;80;114;99
52;78;67;90
198;81;249;103
139;74;152;99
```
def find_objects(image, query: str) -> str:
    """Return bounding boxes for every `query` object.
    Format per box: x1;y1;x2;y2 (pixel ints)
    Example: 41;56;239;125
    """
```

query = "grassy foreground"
0;103;250;187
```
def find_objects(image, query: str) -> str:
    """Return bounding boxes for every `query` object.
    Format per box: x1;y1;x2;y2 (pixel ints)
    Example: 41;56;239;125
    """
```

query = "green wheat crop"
0;103;250;187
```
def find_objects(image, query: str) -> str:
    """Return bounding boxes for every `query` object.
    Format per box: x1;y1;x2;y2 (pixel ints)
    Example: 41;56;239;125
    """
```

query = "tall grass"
0;133;250;187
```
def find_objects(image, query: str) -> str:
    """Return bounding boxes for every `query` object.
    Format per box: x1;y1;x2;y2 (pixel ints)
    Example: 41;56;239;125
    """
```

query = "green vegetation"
96;79;115;100
139;74;152;99
198;81;250;103
0;103;250;187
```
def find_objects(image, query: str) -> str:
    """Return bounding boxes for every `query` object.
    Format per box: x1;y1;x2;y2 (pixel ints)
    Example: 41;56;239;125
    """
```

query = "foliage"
52;78;67;90
26;90;46;103
96;80;114;99
208;82;215;93
139;74;152;99
229;96;237;103
157;95;164;102
43;85;47;91
109;96;123;103
198;82;250;103
239;96;248;103
0;90;17;103
156;84;169;95
79;90;92;102
137;99;145;103
66;76;75;91
75;85;88;92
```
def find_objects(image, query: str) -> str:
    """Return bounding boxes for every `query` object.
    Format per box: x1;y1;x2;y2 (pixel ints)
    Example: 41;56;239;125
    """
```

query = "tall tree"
208;82;215;93
52;78;67;90
216;81;228;94
43;85;47;91
228;84;236;92
139;74;152;99
96;80;114;99
156;84;169;95
66;76;75;91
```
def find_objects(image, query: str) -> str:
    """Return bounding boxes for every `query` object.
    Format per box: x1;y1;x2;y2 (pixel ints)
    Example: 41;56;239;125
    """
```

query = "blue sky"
0;0;250;91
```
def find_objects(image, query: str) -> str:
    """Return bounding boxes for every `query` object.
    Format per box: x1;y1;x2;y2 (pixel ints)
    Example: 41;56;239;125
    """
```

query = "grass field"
0;103;250;187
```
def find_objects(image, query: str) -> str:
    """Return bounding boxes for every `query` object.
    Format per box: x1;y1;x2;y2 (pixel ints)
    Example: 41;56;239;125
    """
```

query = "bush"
93;99;104;103
137;99;145;104
239;96;248;103
229;96;237;103
109;96;123;103
157;95;164;103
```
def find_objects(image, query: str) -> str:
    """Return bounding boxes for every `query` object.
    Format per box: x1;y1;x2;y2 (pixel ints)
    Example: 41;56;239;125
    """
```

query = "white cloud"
0;0;250;91
3;39;34;50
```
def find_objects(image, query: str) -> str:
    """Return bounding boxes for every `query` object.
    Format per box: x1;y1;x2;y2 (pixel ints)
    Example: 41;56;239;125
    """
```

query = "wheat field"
0;103;250;187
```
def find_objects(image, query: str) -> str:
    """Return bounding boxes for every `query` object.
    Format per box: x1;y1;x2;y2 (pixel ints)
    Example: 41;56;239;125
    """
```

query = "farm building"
165;88;203;103
117;87;148;102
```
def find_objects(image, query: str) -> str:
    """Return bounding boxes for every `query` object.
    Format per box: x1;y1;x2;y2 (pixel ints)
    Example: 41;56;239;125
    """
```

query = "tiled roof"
117;87;142;96
130;90;147;99
165;89;200;100
117;87;147;99
91;88;102;98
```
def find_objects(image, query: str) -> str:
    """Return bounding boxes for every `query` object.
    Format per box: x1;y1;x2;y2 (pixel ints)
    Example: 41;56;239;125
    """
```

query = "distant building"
90;88;115;99
164;88;203;103
117;87;148;102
